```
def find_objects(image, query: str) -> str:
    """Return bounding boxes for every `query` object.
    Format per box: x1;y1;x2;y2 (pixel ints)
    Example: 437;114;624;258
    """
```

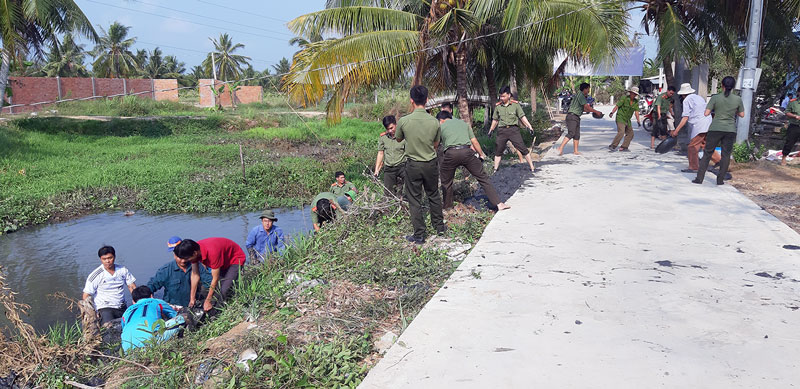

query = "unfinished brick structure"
198;79;262;107
2;77;179;113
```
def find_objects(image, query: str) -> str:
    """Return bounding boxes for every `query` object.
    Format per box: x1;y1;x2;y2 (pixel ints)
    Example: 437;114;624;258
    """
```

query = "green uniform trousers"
382;162;406;198
440;148;501;209
404;158;445;239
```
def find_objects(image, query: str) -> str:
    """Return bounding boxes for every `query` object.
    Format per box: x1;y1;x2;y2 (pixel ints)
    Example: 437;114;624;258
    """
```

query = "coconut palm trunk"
455;49;471;126
530;83;537;113
0;49;11;107
485;63;497;132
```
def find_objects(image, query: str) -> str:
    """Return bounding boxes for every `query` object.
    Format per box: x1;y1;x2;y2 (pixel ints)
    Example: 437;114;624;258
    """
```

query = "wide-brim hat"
259;210;278;221
677;83;696;95
627;86;640;96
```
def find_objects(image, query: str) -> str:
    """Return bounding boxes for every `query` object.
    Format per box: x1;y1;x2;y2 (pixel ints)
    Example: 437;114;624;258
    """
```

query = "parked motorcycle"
558;90;573;113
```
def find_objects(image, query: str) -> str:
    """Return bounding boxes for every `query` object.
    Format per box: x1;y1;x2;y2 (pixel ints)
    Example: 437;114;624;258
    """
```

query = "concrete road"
361;106;800;388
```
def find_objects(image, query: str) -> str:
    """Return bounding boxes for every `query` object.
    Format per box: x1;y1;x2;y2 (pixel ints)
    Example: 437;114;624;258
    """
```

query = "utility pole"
737;0;764;143
209;37;217;81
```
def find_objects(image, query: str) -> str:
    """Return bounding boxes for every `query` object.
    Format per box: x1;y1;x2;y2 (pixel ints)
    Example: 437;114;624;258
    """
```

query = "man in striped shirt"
82;246;137;325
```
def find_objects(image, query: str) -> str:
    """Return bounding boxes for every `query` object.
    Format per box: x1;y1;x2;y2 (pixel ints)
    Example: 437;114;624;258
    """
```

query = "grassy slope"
0;115;381;233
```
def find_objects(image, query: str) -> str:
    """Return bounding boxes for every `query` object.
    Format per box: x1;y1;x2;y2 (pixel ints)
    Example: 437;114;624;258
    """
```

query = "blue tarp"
555;47;645;77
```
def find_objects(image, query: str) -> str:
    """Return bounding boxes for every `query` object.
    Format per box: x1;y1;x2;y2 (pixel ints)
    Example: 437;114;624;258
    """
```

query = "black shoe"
717;181;725;185
436;229;447;237
405;235;424;245
709;168;733;180
681;169;698;173
691;179;703;184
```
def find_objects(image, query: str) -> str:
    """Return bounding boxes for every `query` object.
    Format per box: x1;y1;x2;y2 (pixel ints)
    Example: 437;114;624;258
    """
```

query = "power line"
129;0;293;37
194;0;288;24
5;0;617;110
136;40;278;66
84;0;289;42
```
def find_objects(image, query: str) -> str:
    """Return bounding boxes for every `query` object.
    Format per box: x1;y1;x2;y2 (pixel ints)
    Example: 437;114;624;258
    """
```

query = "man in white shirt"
82;246;137;325
671;83;721;173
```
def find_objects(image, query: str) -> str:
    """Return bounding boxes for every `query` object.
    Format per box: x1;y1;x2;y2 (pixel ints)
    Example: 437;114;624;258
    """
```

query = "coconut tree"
39;34;90;77
202;33;251;81
0;0;97;104
142;47;165;78
91;22;139;78
286;0;627;124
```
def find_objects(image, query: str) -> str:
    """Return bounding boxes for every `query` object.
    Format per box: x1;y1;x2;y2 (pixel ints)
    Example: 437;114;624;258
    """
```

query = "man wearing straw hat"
670;83;721;173
608;86;642;152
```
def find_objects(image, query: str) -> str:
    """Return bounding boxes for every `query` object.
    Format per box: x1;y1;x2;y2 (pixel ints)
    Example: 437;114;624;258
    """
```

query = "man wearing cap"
245;210;286;262
781;93;800;166
652;86;676;149
670;83;721;173
311;192;344;231
608;87;642;152
437;111;510;211
173;237;246;312
488;86;536;172
374;115;407;197
147;236;212;308
330;171;357;197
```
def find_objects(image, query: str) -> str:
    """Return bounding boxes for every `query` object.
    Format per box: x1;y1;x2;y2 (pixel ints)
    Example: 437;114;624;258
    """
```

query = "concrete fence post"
91;77;96;99
151;78;156;100
123;79;127;96
56;76;62;100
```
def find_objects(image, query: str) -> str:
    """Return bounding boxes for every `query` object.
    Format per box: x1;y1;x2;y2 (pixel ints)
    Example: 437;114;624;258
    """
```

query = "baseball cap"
167;236;182;252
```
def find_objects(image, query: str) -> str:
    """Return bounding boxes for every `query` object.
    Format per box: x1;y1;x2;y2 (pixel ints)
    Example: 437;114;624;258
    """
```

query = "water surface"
0;208;311;332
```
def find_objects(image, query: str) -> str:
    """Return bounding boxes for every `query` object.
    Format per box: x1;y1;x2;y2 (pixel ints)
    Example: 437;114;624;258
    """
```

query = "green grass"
53;95;205;117
0;116;383;233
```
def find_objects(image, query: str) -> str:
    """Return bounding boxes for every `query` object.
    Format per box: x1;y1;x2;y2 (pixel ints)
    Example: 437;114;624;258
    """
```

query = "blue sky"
73;0;659;72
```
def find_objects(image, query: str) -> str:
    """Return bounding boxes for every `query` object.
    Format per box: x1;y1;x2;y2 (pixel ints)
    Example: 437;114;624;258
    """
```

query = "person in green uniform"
330;172;356;197
782;95;800;166
437;111;510;211
608;86;642;152
693;76;744;185
557;82;604;156
395;85;445;244
652;86;675;149
310;192;343;231
374;115;407;197
488;86;536;172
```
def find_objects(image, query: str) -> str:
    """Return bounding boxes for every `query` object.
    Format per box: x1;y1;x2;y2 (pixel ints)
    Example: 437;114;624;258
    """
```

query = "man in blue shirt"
120;286;184;352
147;236;212;308
245;210;286;262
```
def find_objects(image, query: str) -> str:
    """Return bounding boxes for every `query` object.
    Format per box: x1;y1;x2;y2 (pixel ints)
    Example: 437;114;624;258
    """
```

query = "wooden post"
239;144;246;183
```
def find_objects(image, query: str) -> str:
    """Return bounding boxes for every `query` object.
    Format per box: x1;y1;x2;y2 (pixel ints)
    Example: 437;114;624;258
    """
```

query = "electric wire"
4;0;618;110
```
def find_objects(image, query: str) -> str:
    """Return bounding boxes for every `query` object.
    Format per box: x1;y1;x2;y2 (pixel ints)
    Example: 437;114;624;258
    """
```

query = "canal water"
0;208;312;332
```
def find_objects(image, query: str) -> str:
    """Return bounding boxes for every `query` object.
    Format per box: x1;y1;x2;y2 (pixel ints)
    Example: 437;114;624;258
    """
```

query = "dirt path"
730;161;800;233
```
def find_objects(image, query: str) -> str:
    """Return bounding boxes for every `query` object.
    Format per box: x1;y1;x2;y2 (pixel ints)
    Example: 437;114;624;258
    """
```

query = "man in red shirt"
172;238;246;312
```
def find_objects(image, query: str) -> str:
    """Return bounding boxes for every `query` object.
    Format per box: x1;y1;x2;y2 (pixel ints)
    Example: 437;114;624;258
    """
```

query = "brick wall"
198;79;262;107
2;77;180;113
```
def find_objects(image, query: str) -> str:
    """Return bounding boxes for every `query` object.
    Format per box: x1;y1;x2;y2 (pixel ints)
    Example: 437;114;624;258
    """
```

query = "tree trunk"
509;69;518;96
530;83;537;113
0;49;10;110
661;57;675;90
485;62;497;132
455;49;471;127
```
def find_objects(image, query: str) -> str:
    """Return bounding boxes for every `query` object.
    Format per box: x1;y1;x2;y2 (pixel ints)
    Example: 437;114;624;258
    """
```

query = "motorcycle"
639;94;656;132
558;90;573;113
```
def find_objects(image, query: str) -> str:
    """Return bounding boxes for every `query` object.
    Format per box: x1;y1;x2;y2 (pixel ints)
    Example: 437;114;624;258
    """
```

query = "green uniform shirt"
492;102;525;127
330;181;356;197
310;192;342;225
568;92;588;116
440;118;474;149
614;97;638;126
787;99;800;126
395;108;441;162
706;93;744;133
378;133;407;167
654;92;672;115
